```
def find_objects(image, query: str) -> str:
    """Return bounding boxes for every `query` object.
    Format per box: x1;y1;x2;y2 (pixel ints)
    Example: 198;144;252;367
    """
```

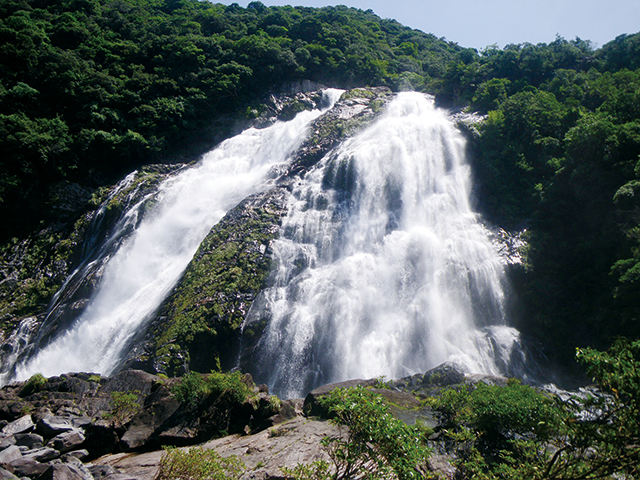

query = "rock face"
0;165;185;383
0;369;291;478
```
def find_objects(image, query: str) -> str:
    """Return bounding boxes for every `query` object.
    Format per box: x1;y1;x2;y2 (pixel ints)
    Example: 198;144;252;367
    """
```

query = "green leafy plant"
105;390;142;427
19;373;47;397
373;375;392;389
154;446;243;480
431;340;640;480
286;386;432;480
171;369;252;406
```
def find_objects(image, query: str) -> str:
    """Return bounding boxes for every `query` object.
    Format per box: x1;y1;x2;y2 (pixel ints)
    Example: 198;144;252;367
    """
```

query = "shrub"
154;446;243;480
430;341;640;480
171;371;210;406
285;386;432;480
171;370;252;406
105;390;141;427
19;373;47;397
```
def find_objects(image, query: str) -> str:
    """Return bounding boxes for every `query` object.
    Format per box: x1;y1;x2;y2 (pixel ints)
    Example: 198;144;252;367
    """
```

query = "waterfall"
249;92;519;398
10;90;343;382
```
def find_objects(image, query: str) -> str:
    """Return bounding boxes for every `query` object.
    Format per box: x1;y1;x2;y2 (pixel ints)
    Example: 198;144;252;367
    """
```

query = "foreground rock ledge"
1;363;517;479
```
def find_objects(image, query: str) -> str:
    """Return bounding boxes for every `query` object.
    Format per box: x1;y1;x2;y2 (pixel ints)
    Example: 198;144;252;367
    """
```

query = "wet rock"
284;87;392;178
132;186;291;377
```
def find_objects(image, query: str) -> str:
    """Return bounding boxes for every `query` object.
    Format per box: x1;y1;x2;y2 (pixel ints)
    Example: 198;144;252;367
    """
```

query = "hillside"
0;0;462;238
0;0;640;422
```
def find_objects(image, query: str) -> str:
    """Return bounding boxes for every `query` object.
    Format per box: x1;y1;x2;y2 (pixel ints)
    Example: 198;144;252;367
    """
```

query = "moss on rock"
138;188;289;376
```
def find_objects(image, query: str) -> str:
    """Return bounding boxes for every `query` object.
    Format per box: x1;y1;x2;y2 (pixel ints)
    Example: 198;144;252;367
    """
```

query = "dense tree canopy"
444;35;640;362
0;0;461;236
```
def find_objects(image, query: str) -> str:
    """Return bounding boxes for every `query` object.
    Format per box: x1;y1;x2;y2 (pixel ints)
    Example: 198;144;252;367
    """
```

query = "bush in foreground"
154;446;243;480
284;386;433;480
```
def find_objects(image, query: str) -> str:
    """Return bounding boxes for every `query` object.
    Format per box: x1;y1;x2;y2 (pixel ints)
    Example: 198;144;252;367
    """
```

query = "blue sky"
218;0;640;50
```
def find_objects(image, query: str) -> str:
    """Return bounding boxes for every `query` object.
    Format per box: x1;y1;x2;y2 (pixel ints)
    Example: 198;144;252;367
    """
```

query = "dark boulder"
35;463;94;480
6;456;49;478
102;370;159;398
82;420;119;460
13;433;44;449
423;362;466;387
118;383;180;451
22;447;60;462
47;429;86;453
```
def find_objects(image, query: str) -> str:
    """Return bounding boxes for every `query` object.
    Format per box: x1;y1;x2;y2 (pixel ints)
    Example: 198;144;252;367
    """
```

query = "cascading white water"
12;90;343;382
252;92;520;398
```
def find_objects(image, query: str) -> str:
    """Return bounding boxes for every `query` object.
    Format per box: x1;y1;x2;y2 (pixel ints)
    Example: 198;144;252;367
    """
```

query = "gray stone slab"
1;416;34;437
0;445;22;464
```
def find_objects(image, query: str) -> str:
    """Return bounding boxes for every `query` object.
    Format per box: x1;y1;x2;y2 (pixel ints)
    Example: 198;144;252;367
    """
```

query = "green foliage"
171;369;252;406
311;386;431;480
151;197;286;375
373;375;392;389
19;372;46;397
431;340;640;480
0;0;462;239
154;446;243;480
434;380;560;453
282;460;332;480
105;390;142;426
456;39;640;358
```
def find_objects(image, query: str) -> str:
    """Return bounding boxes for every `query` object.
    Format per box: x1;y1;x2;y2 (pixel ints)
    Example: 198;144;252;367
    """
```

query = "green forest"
1;0;640;381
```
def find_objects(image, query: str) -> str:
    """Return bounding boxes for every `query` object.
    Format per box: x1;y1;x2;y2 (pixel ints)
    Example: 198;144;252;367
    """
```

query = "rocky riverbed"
0;362;510;480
